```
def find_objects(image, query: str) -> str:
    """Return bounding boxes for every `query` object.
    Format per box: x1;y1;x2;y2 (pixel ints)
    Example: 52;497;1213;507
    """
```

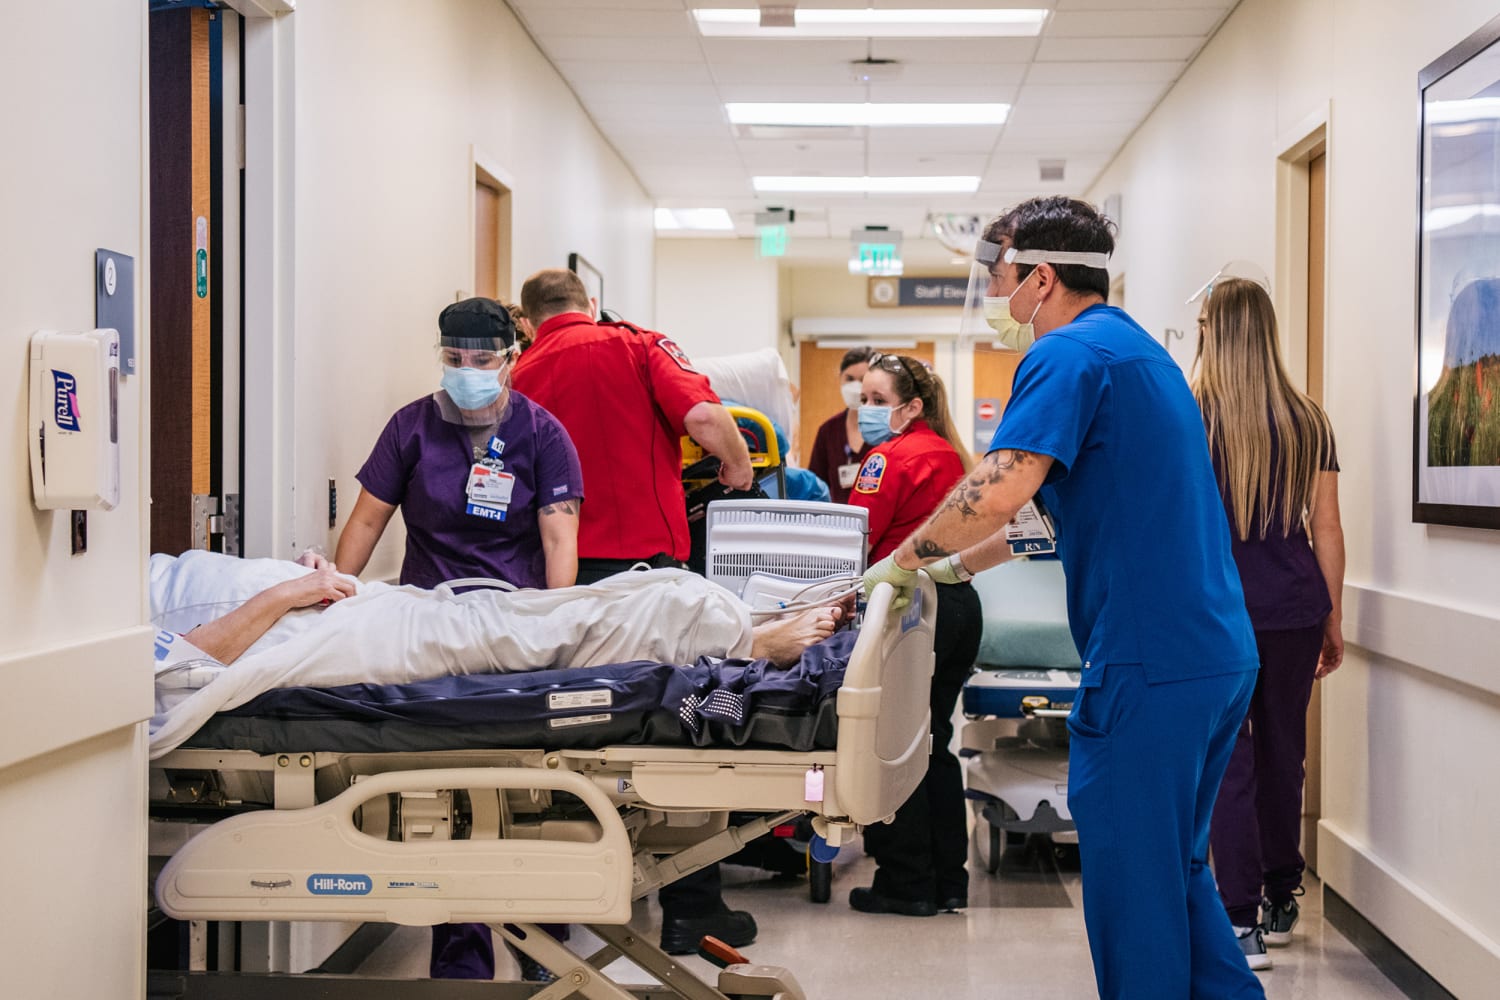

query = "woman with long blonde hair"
1193;277;1345;971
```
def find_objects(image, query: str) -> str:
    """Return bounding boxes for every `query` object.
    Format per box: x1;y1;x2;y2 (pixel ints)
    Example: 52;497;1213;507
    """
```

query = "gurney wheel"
985;824;1002;875
808;858;832;903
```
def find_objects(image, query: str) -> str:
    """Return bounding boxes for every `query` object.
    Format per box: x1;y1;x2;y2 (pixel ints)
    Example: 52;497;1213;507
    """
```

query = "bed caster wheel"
808;859;832;903
985;825;1002;875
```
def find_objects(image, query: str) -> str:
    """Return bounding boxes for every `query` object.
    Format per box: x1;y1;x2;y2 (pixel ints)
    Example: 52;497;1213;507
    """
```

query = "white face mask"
839;380;863;410
982;269;1043;353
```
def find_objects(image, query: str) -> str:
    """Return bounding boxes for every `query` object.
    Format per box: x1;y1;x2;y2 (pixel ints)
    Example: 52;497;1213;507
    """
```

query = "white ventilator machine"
29;329;121;510
704;499;868;610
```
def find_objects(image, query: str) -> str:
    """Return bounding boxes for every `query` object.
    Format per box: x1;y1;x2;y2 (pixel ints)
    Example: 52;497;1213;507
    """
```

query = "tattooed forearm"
539;499;580;516
937;479;986;519
912;539;954;560
979;449;1034;484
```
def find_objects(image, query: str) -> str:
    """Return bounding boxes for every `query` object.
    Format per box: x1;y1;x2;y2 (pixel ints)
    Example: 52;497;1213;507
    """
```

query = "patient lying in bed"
149;551;842;757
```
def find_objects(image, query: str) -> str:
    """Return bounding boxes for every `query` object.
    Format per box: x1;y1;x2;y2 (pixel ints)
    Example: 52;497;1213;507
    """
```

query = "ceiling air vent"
1039;159;1066;182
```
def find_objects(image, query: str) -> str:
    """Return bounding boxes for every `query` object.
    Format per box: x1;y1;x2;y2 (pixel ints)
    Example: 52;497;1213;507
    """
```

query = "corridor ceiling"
505;1;1238;251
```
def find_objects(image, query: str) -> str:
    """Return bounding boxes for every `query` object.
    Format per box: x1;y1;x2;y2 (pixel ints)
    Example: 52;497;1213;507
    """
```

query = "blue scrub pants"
1067;663;1264;1000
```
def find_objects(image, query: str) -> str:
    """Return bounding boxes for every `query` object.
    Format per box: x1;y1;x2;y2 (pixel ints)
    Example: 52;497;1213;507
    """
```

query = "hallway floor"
356;829;1409;998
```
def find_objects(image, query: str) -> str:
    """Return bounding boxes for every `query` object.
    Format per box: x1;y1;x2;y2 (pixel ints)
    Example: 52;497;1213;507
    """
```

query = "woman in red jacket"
847;352;984;916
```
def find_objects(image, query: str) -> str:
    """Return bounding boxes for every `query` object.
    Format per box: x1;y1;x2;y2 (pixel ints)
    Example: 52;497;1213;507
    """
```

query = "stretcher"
960;558;1081;875
149;574;936;999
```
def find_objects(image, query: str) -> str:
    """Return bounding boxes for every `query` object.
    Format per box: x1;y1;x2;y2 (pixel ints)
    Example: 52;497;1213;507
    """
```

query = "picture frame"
568;252;604;314
1414;12;1500;529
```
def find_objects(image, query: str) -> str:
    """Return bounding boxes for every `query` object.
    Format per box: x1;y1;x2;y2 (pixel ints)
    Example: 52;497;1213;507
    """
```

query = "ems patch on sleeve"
854;453;886;494
658;337;700;373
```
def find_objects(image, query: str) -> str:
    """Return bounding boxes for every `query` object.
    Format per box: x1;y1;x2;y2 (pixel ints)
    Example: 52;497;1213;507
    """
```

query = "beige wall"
1087;1;1500;994
654;238;780;362
0;2;152;997
289;0;656;580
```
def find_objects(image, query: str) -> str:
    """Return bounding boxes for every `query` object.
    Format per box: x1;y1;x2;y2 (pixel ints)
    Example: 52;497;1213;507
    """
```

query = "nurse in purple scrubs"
333;296;584;981
335;297;583;592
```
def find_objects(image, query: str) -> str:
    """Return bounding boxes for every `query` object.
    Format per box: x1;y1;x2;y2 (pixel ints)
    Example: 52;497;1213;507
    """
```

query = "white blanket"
148;553;752;758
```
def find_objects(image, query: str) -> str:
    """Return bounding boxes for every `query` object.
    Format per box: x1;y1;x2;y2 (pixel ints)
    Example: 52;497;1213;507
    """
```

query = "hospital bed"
960;558;1081;875
149;570;933;999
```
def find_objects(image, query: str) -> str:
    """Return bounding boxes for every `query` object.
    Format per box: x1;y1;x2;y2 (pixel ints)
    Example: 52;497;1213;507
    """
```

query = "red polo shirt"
512;312;720;561
847;419;968;562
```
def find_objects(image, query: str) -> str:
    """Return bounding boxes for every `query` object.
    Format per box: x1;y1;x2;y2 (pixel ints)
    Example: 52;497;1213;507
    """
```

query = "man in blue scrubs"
864;197;1264;999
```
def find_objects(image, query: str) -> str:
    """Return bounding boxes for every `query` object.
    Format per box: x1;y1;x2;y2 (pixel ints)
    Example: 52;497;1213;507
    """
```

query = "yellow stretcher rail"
681;404;785;494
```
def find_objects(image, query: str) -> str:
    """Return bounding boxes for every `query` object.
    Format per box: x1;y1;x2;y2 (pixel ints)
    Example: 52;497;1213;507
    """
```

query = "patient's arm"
539;498;580;588
185;568;356;665
334;489;398;578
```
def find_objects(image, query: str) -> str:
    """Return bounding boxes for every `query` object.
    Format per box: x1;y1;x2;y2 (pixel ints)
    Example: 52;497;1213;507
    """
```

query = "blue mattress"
183;630;857;754
962;668;1081;718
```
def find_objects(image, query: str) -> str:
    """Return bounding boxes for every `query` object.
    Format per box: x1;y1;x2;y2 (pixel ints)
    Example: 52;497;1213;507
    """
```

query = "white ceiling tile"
1035;35;1204;61
518;9;696;38
714;83;871;102
995;132;1131;155
572;82;723;107
869;38;1041;64
865;126;1004;154
1006;101;1154;125
889;63;1030;88
538;36;706;61
711;63;873;86
700;38;871;65
1047;9;1227;37
1024;60;1186;84
865;83;1021;103
870;152;992;176
552;60;716;85
1017;81;1171;106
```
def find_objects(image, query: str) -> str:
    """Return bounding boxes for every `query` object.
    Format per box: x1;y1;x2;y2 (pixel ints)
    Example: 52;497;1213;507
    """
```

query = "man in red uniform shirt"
513;267;758;954
514;268;753;576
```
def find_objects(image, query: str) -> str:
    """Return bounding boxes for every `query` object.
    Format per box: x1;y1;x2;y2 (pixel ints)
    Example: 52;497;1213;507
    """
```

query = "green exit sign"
853;242;902;275
759;225;788;257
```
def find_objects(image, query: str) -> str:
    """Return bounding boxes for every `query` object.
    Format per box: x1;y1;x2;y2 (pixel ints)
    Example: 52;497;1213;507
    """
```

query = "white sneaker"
1234;925;1272;971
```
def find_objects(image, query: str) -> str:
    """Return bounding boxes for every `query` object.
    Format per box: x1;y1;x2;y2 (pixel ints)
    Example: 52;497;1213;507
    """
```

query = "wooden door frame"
1274;105;1329;389
1274;106;1330;874
471;147;516;302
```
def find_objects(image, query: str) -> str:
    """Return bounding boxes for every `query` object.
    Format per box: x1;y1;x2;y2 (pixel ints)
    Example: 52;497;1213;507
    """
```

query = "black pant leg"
659;863;725;918
930;581;982;901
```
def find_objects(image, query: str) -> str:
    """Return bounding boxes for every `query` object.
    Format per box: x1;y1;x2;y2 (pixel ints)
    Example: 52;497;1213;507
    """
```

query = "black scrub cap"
438;297;517;352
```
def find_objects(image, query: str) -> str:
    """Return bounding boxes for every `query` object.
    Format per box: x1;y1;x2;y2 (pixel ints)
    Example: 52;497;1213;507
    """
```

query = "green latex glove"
863;554;919;609
923;553;973;586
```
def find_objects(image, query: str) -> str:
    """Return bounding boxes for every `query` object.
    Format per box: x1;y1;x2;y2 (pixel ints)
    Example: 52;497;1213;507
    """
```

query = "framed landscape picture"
1414;13;1500;528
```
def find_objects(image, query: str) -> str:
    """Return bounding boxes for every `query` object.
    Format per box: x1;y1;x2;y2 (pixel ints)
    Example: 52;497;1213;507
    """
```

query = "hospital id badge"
466;464;515;505
837;462;860;489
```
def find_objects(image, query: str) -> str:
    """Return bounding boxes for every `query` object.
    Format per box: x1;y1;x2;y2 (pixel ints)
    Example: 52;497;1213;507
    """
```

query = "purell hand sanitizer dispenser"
29;329;121;510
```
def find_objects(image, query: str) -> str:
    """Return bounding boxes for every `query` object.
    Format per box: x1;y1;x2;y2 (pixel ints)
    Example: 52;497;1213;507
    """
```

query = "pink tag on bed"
804;766;824;803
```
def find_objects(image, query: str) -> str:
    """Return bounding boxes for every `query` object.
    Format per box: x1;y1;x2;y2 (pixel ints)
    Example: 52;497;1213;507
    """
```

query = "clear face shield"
958;241;1113;351
1186;259;1271;306
433;336;518;426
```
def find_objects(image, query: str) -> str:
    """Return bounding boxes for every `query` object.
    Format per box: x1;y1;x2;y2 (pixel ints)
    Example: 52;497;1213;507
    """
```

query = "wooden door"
475;179;501;299
1303;149;1327;872
797;340;934;462
149;6;214;555
972;343;1026;458
475;171;512;302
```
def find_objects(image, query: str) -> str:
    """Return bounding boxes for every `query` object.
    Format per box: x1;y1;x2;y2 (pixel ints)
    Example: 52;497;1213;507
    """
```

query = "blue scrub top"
989;304;1257;687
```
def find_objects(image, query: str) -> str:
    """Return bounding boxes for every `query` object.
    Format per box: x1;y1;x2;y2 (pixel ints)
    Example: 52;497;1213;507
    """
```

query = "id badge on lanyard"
466;436;514;521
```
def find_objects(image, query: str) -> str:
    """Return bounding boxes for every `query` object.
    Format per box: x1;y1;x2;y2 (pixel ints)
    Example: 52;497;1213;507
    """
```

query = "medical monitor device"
705;499;868;609
29;329;121;510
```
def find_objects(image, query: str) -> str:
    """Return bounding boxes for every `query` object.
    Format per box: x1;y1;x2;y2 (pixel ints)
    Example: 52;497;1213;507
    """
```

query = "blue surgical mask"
441;365;503;411
858;404;906;446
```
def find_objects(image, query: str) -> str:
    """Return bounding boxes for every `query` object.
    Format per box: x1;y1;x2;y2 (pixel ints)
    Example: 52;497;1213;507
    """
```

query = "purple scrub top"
356;391;583;590
1213;427;1339;631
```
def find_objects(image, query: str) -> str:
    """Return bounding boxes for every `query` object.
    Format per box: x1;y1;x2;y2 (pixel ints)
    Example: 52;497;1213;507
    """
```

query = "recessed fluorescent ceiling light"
753;176;980;194
654;207;735;231
694;8;1048;38
727;103;1007;127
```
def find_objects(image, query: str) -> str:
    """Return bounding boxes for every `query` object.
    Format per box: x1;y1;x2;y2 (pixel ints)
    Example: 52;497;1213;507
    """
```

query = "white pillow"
149;550;350;659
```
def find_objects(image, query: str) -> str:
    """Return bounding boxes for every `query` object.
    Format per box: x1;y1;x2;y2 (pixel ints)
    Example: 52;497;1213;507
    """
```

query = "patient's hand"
272;567;356;611
296;548;335;571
